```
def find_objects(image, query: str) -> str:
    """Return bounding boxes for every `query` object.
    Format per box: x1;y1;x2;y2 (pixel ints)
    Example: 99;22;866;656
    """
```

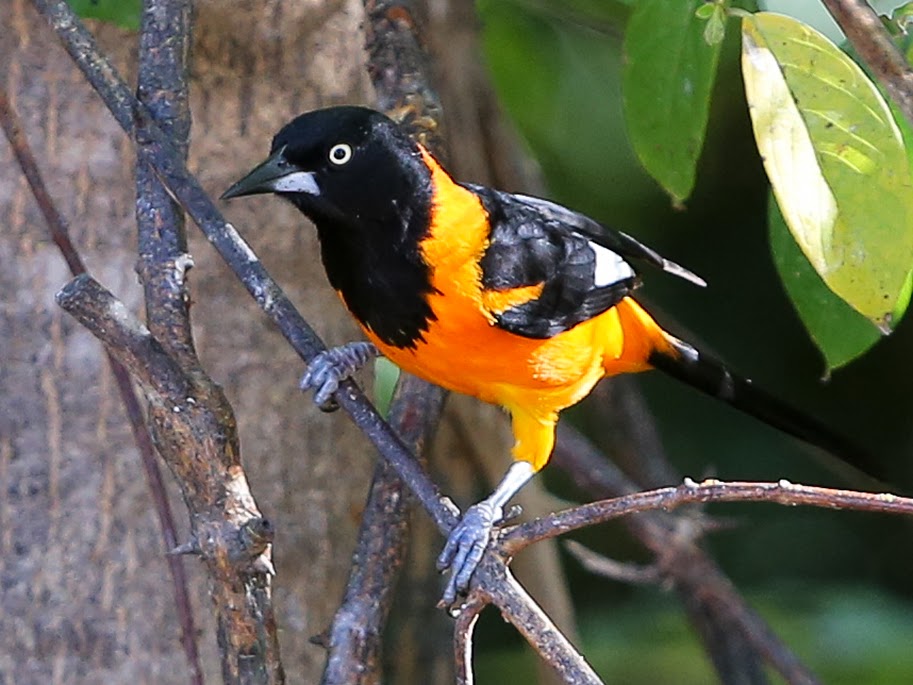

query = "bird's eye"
328;143;353;166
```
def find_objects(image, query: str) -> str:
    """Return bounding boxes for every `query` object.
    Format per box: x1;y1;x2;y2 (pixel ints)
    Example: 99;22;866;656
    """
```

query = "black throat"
316;216;437;349
303;162;437;349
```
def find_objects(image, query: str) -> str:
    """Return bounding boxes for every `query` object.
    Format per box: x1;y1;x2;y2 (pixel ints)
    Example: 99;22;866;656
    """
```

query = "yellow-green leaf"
769;194;881;372
742;12;913;331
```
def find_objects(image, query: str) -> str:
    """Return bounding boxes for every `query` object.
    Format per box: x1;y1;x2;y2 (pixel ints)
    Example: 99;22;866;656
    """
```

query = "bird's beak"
221;147;320;200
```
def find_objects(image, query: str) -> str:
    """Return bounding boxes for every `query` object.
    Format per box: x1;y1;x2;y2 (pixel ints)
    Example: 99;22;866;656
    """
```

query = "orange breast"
361;148;667;419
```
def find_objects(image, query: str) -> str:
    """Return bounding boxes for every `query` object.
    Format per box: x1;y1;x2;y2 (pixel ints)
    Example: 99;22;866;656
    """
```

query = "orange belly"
364;295;663;418
360;148;670;421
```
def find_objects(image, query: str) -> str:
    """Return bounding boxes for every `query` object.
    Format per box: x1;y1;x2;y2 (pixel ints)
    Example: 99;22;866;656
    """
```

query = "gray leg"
436;461;535;605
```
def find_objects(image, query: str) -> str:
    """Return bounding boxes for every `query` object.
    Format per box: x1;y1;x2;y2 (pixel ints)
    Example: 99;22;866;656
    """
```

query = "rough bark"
2;1;374;681
2;1;577;683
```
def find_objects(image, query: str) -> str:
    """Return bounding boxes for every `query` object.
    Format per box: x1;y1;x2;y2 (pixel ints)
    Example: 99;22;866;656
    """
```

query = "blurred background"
469;1;913;682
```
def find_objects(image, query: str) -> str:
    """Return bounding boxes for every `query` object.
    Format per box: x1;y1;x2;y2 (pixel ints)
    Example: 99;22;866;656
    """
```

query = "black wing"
508;192;706;287
468;185;704;340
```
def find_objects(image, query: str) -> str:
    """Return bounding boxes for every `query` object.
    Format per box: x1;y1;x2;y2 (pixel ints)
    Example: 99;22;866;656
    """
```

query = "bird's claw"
300;342;379;411
436;500;501;606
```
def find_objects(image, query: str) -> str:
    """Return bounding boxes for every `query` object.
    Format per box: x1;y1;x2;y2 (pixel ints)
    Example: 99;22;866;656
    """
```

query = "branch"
136;0;196;363
552;424;820;685
132;0;208;677
503;478;913;549
820;0;913;130
56;274;282;683
474;556;602;684
563;541;662;586
0;85;203;685
29;0;458;533
453;596;484;685
365;0;446;155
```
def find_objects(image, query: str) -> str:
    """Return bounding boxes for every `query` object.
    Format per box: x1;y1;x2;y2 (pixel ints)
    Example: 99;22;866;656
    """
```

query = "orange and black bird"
223;106;868;604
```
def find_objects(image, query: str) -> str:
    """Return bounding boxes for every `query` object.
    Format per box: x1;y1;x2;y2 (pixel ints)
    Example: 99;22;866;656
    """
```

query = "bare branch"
365;0;446;155
563;541;663;586
503;478;913;549
553;424;819;685
136;0;196;363
453;596;484;685
477;556;603;684
0;85;203;685
29;0;458;534
133;1;205;674
821;0;913;130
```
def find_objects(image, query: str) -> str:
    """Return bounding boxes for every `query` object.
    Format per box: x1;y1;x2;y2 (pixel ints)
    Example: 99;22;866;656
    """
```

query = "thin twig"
0;85;203;685
553;424;816;685
820;0;913;130
453;596;484;685
563;541;662;586
503;478;913;549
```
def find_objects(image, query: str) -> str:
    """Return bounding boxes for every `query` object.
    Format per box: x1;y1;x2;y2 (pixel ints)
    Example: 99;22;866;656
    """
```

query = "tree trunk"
2;2;374;681
2;2;577;683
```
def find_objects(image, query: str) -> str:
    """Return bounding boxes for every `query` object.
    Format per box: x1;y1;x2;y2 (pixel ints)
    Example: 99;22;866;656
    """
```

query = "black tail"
649;336;881;485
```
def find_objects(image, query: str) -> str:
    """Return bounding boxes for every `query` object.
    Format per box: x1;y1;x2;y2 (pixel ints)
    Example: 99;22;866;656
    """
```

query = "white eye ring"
328;143;353;166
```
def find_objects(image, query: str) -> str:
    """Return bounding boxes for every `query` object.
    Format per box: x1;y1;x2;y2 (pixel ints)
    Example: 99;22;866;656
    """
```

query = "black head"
222;106;439;348
222;106;432;235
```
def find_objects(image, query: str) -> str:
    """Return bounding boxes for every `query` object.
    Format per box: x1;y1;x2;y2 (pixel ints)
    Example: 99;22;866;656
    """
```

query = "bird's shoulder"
462;184;640;339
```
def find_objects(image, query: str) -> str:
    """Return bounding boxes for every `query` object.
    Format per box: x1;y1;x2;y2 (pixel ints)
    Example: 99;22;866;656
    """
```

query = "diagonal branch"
821;0;913;130
30;0;458;533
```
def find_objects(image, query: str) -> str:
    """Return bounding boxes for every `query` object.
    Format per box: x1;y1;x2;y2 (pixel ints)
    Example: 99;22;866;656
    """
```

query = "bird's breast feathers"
361;149;630;405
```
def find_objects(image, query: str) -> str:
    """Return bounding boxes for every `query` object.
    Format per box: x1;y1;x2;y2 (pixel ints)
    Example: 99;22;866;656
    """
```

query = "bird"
222;105;870;605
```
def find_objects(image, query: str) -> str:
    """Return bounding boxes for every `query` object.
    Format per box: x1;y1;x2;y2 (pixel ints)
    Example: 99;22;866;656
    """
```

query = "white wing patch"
590;241;634;287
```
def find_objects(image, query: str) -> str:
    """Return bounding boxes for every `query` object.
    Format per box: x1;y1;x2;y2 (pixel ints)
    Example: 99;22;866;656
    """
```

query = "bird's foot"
300;342;379;412
436;500;502;607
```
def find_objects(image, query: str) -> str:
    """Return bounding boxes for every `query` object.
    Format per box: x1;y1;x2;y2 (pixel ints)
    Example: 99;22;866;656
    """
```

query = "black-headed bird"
223;106;868;604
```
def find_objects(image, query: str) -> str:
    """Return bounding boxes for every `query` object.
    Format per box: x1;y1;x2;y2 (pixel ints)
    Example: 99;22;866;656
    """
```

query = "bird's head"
222;106;431;234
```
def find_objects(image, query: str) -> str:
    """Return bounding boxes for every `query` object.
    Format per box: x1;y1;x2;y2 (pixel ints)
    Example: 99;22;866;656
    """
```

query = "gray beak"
221;147;320;200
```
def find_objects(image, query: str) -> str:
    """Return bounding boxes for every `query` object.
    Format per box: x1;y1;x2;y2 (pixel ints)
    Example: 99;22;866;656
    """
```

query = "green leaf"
742;12;913;331
623;0;724;202
769;193;881;371
703;8;727;47
68;0;141;30
373;357;400;418
695;3;717;20
477;0;664;225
